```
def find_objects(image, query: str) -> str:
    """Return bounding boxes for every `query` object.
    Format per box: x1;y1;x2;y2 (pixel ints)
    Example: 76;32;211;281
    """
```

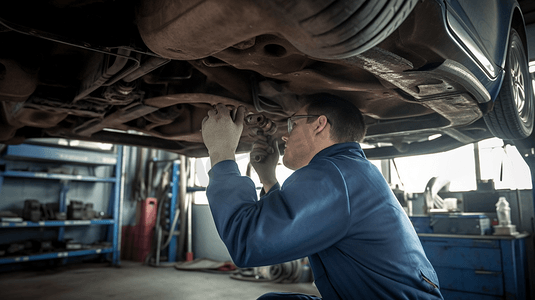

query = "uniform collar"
310;142;366;162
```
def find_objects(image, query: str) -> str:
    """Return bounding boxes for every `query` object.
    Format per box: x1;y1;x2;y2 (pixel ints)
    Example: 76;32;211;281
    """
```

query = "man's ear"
313;115;329;134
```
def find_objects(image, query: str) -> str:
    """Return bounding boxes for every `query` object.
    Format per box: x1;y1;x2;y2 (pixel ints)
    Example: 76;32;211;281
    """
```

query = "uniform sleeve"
207;159;351;267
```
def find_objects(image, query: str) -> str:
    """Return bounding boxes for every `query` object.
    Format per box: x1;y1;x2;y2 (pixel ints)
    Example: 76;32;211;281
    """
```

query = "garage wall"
120;146;181;227
121;145;139;227
120;148;233;262
192;204;232;262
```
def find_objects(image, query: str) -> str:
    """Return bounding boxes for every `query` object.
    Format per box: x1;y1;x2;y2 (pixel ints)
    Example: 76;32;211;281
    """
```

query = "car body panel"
444;0;523;101
446;0;516;72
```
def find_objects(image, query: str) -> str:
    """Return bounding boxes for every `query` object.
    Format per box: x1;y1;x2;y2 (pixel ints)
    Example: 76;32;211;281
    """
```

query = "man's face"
282;106;316;170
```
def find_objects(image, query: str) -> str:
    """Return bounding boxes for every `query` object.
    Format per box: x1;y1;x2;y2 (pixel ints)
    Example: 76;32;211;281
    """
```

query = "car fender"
444;0;521;74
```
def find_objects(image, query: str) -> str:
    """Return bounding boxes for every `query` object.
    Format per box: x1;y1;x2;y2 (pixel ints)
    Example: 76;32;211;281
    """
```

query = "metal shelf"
0;170;116;182
3;144;117;165
0;248;113;265
0;220;114;228
0;144;124;266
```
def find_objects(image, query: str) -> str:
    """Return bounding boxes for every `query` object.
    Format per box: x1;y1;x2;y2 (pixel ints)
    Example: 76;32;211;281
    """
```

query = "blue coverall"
207;142;443;299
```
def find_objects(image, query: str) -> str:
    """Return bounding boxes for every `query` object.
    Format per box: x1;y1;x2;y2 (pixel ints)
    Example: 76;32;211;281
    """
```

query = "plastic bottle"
496;197;511;226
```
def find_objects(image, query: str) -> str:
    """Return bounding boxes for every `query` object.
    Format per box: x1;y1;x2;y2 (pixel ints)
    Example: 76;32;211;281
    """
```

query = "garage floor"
0;261;320;300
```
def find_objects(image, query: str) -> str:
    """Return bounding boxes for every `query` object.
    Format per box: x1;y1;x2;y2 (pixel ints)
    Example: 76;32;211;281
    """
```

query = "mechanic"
201;93;443;300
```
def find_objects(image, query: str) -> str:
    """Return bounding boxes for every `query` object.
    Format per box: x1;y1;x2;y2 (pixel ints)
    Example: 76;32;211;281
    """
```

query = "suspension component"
245;114;277;162
245;114;277;135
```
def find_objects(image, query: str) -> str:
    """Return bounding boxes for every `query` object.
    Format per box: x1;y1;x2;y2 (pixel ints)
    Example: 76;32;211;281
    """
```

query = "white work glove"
250;136;279;192
202;104;246;167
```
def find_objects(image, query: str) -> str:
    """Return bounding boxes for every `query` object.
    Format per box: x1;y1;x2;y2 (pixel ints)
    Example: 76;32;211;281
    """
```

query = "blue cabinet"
0;143;123;266
418;233;529;300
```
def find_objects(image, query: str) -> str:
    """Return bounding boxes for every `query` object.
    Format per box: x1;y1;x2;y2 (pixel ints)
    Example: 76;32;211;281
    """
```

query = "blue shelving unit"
0;170;117;182
0;220;115;228
0;248;114;265
0;143;123;266
168;160;180;262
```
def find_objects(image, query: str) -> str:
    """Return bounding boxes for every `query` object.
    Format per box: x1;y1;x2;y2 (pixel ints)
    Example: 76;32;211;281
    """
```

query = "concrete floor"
0;261;320;300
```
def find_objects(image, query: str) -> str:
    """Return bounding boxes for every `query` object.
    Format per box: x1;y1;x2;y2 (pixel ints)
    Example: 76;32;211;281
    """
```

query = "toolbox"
409;216;433;234
431;213;491;235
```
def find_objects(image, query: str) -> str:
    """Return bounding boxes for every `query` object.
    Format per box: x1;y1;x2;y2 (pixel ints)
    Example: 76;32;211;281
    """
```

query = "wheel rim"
510;43;529;124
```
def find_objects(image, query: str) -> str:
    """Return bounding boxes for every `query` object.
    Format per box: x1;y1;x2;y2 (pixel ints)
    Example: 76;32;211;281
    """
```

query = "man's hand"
202;104;246;167
250;136;279;192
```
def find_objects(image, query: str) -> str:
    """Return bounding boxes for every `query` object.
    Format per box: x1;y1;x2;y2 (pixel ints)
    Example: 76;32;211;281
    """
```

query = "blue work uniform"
207;142;443;300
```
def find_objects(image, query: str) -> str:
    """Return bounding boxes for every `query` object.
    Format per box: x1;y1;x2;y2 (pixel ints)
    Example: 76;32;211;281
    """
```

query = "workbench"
418;233;529;300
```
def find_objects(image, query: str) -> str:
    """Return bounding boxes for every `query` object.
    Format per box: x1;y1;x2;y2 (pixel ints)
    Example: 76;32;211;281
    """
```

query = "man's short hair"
305;93;367;143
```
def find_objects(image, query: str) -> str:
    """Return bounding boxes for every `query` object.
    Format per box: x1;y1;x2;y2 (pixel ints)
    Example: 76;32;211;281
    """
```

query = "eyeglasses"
287;115;326;134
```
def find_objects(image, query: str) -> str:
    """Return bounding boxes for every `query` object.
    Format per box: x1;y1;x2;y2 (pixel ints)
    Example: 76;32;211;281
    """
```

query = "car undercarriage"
0;0;533;159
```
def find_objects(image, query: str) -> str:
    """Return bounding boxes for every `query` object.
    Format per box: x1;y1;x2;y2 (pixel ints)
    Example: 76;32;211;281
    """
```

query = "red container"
122;198;158;262
134;198;157;262
137;197;158;238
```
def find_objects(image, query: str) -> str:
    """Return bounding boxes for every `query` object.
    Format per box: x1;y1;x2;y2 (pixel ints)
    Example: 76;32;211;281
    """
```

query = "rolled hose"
270;260;303;283
230;259;305;283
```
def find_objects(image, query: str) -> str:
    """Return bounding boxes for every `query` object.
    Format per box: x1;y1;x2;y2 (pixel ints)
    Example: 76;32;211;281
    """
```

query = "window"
193;154;295;204
382;138;531;193
193;138;532;204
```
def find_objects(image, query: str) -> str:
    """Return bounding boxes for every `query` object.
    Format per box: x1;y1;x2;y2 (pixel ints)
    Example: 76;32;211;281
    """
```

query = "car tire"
484;28;534;140
280;0;420;59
